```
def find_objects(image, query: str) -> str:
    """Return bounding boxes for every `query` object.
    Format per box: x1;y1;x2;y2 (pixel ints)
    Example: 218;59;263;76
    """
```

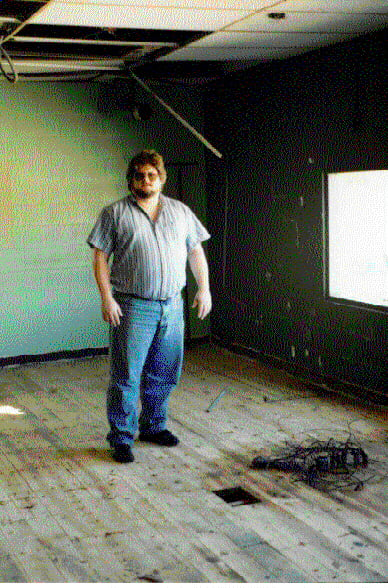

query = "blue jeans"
106;292;184;448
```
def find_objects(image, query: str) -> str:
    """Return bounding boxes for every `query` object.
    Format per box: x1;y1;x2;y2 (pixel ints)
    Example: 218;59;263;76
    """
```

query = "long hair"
126;149;167;185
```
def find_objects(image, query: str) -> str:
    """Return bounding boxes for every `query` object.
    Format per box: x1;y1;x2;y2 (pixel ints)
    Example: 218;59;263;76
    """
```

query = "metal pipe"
206;389;228;412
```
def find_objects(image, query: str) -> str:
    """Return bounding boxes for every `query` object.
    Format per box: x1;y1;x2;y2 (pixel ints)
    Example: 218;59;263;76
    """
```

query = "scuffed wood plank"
0;344;386;583
0;520;67;582
0;549;28;583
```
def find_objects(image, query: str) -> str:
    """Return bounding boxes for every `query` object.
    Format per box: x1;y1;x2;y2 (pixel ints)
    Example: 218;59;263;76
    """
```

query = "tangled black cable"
0;40;18;83
251;435;377;491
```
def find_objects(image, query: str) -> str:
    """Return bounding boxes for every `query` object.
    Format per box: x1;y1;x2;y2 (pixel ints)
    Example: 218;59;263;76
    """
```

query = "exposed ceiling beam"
12;36;177;47
12;58;123;71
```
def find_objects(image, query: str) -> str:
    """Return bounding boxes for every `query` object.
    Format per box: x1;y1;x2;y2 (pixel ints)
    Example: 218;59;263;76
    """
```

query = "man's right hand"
101;297;123;327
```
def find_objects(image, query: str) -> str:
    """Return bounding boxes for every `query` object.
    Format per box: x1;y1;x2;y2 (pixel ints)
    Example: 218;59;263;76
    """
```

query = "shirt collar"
128;192;165;206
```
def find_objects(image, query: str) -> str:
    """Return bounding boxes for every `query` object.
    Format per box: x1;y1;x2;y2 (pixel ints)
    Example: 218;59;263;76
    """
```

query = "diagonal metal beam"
131;72;223;159
1;0;55;44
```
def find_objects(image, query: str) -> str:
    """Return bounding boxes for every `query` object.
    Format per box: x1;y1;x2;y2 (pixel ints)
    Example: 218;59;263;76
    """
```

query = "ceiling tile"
4;0;387;76
29;3;253;30
281;0;388;12
159;44;312;61
227;11;388;32
65;0;272;7
179;30;354;48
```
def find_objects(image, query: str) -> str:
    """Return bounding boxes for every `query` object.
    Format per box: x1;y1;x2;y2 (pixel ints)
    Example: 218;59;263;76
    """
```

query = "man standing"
87;150;211;463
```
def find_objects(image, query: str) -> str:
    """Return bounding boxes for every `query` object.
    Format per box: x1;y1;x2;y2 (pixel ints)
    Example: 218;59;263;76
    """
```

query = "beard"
131;184;160;199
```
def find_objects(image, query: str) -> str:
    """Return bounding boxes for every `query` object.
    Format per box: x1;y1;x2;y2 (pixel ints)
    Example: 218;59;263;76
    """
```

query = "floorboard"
0;342;386;582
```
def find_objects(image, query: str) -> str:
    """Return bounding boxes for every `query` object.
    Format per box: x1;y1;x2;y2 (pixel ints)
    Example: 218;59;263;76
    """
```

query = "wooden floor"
0;342;387;583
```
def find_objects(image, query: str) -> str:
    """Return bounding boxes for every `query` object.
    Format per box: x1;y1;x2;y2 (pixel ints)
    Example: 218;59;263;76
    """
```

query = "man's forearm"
93;248;114;301
92;248;122;326
188;244;212;319
188;244;210;291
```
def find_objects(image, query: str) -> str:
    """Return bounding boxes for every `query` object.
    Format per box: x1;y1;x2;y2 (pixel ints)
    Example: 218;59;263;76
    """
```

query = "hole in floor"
213;486;260;506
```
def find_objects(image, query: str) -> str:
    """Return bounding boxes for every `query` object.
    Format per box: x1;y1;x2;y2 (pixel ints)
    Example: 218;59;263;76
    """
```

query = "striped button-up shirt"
87;194;210;300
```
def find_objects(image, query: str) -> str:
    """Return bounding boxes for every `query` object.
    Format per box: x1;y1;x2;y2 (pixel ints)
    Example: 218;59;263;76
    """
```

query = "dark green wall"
204;30;387;398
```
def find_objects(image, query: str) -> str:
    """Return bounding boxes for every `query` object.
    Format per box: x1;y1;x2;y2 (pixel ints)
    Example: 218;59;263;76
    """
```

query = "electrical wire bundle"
0;19;19;83
0;40;18;83
251;436;373;491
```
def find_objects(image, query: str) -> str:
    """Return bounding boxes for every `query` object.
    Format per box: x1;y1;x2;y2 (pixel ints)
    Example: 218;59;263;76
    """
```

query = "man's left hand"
192;289;212;320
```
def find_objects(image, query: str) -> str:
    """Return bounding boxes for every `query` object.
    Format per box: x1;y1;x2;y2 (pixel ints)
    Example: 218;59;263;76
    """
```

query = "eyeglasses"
133;171;159;182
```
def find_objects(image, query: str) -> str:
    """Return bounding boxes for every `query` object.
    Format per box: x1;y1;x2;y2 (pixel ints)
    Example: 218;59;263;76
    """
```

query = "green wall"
0;79;209;359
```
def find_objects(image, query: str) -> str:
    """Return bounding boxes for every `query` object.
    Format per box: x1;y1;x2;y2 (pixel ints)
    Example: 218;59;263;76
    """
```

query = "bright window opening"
0;405;25;416
326;169;388;309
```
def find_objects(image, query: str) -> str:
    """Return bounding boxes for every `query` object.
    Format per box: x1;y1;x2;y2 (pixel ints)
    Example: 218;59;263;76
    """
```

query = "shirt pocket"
162;218;182;247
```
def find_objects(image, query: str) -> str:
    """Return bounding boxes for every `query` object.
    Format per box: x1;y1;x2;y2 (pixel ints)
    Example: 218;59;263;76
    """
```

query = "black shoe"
112;444;134;463
139;429;179;447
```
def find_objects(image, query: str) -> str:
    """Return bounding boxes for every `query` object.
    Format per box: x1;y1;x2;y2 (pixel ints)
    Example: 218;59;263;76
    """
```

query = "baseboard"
185;335;211;349
0;337;211;368
0;347;109;368
211;336;388;407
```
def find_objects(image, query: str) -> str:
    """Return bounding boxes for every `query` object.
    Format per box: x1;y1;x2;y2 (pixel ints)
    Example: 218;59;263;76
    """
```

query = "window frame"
322;166;388;315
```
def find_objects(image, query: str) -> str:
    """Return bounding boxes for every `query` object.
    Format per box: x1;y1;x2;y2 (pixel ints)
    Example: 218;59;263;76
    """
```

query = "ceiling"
0;0;387;83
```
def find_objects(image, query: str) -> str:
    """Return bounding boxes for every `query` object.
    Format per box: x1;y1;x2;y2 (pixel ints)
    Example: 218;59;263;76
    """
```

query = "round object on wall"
132;103;153;121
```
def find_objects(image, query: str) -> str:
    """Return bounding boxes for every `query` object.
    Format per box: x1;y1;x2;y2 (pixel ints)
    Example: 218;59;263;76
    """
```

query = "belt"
114;291;180;302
